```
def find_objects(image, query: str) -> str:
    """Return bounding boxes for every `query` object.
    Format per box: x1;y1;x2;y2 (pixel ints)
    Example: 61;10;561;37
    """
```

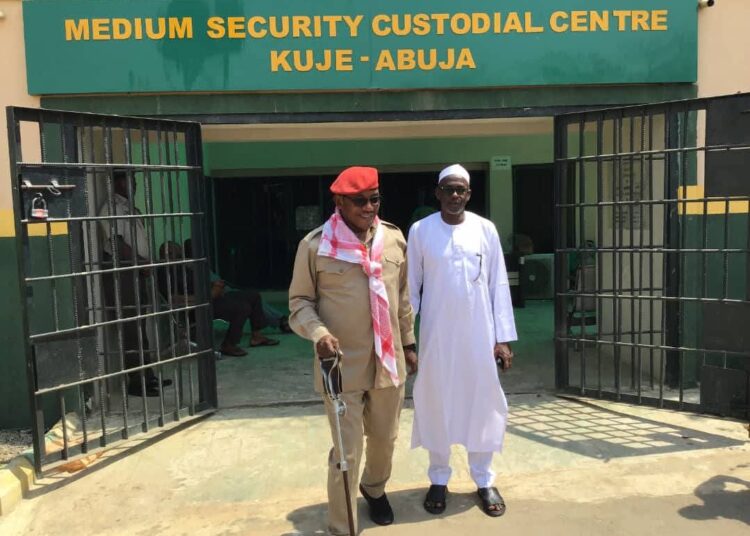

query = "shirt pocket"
382;253;403;280
464;248;484;285
317;259;358;291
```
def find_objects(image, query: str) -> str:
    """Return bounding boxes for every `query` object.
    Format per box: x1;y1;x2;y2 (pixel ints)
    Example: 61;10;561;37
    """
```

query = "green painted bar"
680;214;749;380
0;236;81;430
0;238;31;429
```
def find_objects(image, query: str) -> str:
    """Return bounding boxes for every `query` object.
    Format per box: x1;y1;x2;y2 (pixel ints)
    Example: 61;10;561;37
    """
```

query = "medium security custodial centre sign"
22;0;697;95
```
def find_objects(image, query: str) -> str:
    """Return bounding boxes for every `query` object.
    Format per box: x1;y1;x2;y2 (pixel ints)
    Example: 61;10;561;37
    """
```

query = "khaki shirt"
289;220;416;393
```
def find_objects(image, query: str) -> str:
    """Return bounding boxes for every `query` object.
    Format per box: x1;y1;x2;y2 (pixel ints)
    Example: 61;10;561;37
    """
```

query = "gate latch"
21;179;76;193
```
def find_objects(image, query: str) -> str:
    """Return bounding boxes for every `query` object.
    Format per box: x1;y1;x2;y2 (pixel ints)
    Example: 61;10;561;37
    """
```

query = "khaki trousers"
323;384;405;536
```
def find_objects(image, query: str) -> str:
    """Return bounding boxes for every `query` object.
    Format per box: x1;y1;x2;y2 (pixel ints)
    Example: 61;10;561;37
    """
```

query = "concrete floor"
217;299;556;409
0;394;748;535
2;300;749;535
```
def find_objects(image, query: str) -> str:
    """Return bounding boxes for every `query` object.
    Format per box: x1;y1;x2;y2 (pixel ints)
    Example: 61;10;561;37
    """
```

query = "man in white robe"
407;163;517;517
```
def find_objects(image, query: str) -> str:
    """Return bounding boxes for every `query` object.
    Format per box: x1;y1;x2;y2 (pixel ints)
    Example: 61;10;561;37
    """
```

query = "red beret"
330;166;379;195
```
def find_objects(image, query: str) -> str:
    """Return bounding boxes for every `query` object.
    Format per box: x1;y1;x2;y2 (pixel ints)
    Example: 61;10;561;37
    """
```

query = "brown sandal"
249;337;280;347
220;344;247;356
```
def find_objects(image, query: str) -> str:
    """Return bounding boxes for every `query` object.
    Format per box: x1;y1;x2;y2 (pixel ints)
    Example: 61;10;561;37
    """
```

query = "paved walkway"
1;394;748;535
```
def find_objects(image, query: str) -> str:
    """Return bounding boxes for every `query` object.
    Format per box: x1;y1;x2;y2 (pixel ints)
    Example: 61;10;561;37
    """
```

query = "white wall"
697;1;750;97
0;1;41;235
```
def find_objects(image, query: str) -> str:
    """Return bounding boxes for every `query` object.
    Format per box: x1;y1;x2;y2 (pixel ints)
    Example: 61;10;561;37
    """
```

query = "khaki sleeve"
288;236;331;343
398;238;416;347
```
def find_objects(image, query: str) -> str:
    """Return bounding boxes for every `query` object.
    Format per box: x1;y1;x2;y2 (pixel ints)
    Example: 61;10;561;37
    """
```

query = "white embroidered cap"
438;164;470;184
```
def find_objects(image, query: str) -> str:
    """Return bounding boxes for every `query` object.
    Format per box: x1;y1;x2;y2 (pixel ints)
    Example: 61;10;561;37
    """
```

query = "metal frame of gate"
7;107;217;474
554;94;750;418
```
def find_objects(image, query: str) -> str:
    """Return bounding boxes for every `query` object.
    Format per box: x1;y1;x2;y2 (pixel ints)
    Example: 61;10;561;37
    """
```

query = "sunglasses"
345;194;382;207
438;185;470;196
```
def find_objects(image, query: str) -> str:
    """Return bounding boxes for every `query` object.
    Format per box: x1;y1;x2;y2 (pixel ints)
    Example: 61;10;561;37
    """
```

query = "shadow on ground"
507;397;745;460
210;392;744;462
678;470;750;525
283;487;489;535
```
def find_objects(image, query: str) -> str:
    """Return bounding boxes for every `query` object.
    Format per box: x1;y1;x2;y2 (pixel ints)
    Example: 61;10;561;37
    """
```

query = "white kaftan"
408;212;517;453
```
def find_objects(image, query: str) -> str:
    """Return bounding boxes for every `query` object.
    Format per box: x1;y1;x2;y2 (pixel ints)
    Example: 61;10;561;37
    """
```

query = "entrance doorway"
210;164;495;407
212;169;488;290
513;164;555;254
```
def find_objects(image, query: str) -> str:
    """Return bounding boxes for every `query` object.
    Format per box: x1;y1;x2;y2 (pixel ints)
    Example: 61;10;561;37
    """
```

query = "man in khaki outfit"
289;166;417;535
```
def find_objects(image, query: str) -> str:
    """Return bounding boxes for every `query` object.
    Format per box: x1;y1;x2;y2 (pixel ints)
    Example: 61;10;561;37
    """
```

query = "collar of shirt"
363;223;378;247
114;192;140;214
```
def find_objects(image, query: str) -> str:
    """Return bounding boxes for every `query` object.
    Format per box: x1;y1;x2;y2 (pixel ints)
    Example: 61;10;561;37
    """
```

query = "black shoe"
359;484;394;526
147;377;173;388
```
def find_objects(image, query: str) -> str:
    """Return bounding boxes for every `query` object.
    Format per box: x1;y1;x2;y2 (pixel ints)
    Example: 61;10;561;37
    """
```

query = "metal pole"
321;352;355;536
331;397;355;536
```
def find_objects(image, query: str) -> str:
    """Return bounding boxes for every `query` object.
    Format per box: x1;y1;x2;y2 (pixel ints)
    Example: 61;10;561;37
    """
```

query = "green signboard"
23;0;697;95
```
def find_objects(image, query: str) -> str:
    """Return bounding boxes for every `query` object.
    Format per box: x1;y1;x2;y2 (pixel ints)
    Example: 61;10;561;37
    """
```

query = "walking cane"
320;350;356;536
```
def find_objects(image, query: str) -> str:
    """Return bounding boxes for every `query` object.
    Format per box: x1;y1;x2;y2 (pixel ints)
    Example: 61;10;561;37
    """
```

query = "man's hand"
316;334;340;360
404;348;418;376
494;342;513;371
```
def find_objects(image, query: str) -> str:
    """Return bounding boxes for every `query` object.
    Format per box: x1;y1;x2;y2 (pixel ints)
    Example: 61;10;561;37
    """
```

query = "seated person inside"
158;241;282;357
183;239;291;337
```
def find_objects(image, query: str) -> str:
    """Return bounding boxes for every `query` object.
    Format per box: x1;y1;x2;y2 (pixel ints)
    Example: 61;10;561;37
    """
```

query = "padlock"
30;195;49;219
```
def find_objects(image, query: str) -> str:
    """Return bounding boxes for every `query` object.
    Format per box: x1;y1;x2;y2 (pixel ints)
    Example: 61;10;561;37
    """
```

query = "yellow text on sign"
65;17;193;40
370;12;543;36
549;10;668;32
206;15;365;39
63;10;671;42
268;48;476;72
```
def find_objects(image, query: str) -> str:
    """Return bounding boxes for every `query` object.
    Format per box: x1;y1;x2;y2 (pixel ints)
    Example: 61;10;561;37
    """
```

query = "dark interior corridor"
212;170;487;289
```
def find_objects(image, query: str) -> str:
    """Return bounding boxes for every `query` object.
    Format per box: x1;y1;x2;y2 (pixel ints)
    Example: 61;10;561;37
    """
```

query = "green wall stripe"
0;237;31;429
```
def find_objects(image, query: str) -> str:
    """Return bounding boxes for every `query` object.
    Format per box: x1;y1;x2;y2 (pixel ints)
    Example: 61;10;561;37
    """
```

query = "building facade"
1;0;748;427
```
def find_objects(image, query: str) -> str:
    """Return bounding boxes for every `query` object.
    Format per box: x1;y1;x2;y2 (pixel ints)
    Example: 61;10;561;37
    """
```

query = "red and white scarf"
318;210;399;386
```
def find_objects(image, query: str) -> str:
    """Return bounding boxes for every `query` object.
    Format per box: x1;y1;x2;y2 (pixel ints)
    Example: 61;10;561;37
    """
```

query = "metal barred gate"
7;107;217;474
554;94;750;419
